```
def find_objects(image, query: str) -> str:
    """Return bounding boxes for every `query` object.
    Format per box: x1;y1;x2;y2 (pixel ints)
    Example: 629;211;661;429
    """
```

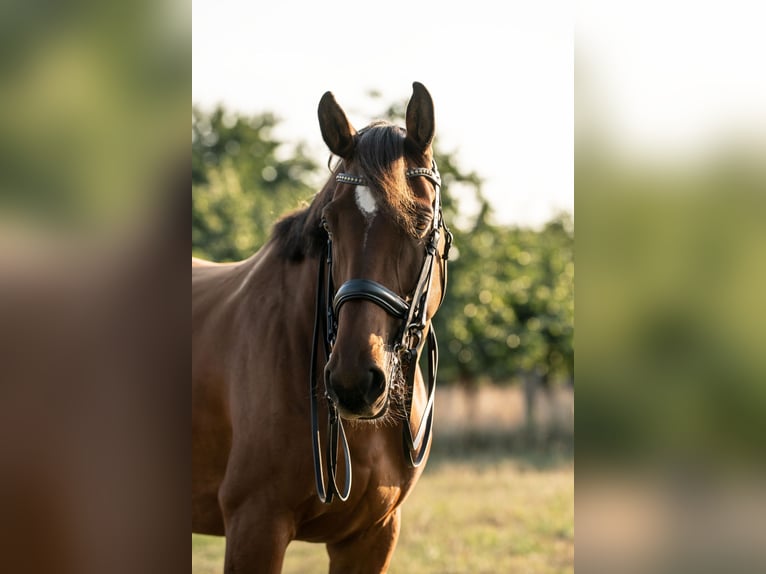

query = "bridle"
309;160;453;504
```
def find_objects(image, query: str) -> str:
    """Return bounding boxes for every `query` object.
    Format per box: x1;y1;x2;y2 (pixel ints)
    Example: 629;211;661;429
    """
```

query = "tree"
434;213;573;386
192;106;318;261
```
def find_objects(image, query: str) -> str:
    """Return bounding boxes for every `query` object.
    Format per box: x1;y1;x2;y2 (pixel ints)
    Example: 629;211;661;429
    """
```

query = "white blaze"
355;186;377;218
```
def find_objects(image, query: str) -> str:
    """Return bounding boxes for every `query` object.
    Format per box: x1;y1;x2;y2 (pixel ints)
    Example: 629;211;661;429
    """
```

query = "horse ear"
318;91;357;159
405;82;435;153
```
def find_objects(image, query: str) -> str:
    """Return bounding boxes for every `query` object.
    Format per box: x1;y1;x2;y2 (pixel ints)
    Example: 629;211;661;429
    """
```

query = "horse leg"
222;498;293;574
326;508;401;574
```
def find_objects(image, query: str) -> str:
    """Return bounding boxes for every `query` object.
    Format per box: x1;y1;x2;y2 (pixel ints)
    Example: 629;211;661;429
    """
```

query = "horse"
192;82;452;573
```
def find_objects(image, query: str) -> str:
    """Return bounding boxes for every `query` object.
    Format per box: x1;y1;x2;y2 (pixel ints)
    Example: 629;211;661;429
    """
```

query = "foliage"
436;213;574;385
192;106;317;261
191;103;574;386
576;144;766;465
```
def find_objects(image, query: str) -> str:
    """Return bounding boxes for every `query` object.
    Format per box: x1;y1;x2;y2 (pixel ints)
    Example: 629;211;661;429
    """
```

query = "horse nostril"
365;367;386;405
326;365;387;415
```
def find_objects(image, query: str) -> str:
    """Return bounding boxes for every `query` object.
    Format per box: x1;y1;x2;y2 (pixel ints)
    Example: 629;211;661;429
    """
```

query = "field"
192;385;574;573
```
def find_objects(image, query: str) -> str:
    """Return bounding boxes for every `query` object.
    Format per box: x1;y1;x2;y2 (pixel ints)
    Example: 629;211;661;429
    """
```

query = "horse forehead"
334;185;388;223
354;186;378;217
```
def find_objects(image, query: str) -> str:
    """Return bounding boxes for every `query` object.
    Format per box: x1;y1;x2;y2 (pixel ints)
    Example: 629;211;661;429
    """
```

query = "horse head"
317;82;450;421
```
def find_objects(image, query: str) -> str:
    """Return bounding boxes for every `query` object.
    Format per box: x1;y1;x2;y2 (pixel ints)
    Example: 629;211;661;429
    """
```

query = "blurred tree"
435;212;574;386
192;106;317;261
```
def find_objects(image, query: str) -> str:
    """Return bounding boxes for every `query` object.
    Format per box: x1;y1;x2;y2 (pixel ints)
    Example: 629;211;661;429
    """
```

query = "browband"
336;165;442;188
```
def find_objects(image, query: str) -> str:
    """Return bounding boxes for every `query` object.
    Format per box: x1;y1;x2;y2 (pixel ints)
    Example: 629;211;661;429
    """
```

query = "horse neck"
232;240;320;358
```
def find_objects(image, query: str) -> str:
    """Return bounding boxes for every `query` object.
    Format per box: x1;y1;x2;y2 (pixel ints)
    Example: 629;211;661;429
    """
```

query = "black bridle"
309;160;453;503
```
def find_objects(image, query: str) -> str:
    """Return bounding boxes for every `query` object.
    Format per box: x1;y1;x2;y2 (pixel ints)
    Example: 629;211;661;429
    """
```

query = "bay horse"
192;82;452;573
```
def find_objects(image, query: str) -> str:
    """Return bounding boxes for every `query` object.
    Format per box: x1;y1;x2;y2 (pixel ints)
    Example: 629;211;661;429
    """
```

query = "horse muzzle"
325;364;388;420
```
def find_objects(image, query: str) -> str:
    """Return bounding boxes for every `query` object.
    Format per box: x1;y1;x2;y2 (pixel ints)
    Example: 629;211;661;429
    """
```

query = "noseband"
309;161;453;503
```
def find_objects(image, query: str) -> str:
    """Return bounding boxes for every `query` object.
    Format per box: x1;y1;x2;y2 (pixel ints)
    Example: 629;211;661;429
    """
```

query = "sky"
193;0;574;228
577;1;766;159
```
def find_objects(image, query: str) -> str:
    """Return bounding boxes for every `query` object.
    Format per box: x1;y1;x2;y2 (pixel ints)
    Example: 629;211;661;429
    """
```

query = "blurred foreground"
577;5;766;568
0;2;189;573
576;148;766;573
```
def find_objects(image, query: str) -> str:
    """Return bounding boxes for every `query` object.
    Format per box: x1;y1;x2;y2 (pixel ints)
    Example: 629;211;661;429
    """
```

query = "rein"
309;161;453;504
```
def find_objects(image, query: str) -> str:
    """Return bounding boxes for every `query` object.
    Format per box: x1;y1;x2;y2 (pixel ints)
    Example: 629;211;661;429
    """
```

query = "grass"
192;456;573;574
192;386;574;573
391;456;573;574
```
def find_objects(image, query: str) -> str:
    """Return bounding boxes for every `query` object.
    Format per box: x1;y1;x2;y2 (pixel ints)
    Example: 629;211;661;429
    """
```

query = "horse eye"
415;214;432;236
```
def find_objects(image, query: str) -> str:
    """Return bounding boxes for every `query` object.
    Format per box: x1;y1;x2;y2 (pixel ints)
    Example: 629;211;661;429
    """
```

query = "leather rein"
309;161;453;503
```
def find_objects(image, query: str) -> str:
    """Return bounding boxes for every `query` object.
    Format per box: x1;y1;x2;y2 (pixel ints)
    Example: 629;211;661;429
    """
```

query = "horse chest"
295;479;412;543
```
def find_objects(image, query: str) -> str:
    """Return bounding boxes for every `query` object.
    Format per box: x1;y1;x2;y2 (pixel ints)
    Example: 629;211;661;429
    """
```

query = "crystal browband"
335;173;366;185
336;166;441;187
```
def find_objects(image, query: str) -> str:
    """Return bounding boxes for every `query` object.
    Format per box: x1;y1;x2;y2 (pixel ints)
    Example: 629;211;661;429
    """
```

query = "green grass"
192;455;573;574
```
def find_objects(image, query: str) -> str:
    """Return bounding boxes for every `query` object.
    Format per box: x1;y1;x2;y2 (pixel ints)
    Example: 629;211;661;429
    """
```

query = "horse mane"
271;176;334;262
272;121;419;262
